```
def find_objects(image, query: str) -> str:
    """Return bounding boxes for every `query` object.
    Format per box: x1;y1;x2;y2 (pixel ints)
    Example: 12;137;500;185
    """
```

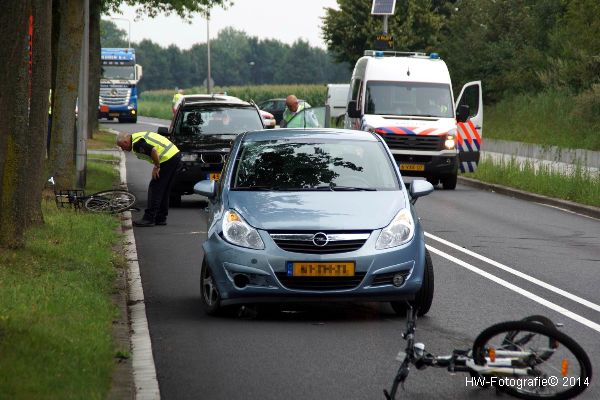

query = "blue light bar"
429;53;440;59
375;51;384;57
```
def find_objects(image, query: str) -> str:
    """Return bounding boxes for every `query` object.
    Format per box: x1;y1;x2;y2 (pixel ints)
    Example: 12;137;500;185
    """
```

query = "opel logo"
312;232;329;247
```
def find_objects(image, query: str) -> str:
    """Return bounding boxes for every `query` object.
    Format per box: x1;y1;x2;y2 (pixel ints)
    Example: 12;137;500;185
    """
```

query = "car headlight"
444;134;456;150
375;208;415;249
222;210;265;250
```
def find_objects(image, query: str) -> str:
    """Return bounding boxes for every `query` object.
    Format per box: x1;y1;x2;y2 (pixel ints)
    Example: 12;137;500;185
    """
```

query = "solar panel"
371;0;396;15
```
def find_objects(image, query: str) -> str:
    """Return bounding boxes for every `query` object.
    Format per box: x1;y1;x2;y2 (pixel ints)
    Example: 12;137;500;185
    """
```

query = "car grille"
381;134;443;151
99;87;130;106
269;232;371;254
275;273;366;291
200;152;225;164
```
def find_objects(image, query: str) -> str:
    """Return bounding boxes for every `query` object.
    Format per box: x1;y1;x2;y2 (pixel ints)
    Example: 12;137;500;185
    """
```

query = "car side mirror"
193;180;217;199
157;127;169;136
347;100;362;119
456;104;470;123
409;179;434;204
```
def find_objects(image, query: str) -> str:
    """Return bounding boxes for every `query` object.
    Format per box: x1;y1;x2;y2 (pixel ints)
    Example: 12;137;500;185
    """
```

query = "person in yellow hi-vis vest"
172;88;184;115
117;131;182;227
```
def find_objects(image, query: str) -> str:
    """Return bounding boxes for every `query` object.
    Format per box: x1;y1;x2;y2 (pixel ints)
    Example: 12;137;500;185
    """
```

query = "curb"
118;149;161;399
458;176;600;220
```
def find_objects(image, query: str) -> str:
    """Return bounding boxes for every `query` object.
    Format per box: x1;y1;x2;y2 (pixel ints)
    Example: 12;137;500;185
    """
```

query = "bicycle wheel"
84;190;136;213
472;320;592;400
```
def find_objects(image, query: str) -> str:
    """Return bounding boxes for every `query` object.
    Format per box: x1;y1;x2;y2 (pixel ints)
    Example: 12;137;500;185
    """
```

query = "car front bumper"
203;226;427;306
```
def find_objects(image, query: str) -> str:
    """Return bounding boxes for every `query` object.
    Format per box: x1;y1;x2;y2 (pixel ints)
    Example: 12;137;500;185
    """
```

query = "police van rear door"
455;81;483;173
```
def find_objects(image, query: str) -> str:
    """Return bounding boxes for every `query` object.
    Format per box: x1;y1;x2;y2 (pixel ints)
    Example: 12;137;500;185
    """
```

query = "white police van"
344;50;483;189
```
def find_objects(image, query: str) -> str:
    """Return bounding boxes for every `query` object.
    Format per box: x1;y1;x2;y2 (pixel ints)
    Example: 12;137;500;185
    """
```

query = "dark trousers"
143;153;182;222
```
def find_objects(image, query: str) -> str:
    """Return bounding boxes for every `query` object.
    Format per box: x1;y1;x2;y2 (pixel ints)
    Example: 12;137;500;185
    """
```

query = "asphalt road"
109;117;600;400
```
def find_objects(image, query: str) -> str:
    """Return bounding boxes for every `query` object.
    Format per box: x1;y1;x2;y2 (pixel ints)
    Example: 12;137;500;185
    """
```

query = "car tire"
390;249;434;317
200;257;224;316
169;193;182;208
441;173;457;190
426;177;439;187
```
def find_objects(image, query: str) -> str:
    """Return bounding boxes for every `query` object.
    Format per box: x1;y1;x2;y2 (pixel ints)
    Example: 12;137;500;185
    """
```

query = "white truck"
326;83;350;123
344;50;482;189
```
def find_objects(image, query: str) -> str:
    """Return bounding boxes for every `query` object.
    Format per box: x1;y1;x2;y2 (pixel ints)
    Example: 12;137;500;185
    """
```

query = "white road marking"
425;232;600;313
427;244;600;334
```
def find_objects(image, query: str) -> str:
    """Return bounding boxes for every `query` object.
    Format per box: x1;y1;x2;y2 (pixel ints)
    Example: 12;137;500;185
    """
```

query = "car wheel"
426;177;439;187
441;173;457;190
391;249;434;316
169;193;182;208
200;257;223;316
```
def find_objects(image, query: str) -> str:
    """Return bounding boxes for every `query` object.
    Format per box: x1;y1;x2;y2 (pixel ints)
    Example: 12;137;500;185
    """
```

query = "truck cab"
344;50;482;189
98;48;143;123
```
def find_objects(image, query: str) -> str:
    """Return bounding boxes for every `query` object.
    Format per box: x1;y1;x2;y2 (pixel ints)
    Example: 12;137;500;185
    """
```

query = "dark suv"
158;96;264;205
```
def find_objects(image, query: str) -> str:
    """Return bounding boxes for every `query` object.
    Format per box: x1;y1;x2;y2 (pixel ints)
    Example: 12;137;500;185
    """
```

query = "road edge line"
119;149;161;400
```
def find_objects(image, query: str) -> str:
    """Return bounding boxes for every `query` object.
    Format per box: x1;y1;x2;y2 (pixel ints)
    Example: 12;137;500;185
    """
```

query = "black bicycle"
385;305;592;400
49;177;137;213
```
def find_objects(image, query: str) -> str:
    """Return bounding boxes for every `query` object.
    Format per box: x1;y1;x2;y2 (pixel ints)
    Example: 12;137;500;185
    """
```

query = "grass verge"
464;157;600;207
88;129;117;150
485;89;600;151
0;161;124;399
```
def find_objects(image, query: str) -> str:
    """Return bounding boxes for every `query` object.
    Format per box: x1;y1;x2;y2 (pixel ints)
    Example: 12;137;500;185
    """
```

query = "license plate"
109;112;120;117
288;262;355;277
209;172;221;181
400;163;425;171
100;105;109;113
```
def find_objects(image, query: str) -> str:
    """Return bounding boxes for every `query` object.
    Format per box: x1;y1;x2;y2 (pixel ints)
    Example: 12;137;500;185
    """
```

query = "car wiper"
232;186;273;191
330;185;376;191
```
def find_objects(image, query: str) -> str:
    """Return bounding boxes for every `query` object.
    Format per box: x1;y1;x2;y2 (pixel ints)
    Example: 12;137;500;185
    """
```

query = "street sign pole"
206;9;212;93
76;0;90;188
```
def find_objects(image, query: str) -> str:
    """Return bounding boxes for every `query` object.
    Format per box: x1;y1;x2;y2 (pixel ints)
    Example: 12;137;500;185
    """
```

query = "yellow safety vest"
173;93;183;105
131;131;179;164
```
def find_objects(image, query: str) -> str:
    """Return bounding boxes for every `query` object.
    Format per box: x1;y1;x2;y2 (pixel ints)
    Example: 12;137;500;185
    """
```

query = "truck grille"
99;87;130;106
269;232;370;254
381;134;443;151
275;273;366;291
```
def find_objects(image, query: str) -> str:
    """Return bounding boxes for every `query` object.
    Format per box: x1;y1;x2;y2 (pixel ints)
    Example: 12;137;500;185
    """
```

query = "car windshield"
232;138;399;191
365;81;453;118
175;106;264;136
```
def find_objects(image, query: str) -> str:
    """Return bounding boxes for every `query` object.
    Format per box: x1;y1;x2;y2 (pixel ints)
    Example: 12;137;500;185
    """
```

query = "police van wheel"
441;173;457;190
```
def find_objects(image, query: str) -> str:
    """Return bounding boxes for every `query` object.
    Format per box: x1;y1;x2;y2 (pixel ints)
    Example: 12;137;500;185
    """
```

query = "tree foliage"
100;23;351;90
322;0;600;104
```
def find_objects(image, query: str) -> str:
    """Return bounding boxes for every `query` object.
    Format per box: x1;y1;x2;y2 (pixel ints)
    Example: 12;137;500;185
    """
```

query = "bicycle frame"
384;305;565;400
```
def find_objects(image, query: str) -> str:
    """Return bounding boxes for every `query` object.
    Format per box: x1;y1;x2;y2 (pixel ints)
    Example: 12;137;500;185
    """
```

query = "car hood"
175;134;237;153
227;191;406;231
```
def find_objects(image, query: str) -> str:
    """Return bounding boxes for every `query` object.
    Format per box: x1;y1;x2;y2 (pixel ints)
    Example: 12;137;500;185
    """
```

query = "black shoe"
155;220;167;226
133;219;155;227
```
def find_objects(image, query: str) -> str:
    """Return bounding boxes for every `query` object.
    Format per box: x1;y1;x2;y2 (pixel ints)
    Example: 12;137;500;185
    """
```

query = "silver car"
194;128;434;316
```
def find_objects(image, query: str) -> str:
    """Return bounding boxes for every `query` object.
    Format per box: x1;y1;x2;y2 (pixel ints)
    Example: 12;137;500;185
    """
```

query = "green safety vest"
172;93;183;105
282;103;306;127
131;131;179;164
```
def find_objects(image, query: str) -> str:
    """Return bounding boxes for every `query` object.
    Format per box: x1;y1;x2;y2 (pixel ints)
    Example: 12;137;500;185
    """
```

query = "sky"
107;0;340;50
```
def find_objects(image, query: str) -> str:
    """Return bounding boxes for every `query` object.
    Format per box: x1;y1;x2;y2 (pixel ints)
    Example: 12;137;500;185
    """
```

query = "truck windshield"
101;65;135;80
365;81;453;118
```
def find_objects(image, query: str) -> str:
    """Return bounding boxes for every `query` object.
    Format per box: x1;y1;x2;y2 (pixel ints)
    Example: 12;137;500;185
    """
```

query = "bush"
572;84;600;124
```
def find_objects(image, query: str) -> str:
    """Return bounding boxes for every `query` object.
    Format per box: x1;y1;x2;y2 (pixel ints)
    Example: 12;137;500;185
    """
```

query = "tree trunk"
48;0;83;188
21;0;53;228
87;0;101;139
0;0;33;248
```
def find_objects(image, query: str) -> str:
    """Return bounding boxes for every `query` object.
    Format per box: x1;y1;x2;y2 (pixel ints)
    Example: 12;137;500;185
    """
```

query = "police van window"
366;81;453;118
351;79;361;101
457;84;480;118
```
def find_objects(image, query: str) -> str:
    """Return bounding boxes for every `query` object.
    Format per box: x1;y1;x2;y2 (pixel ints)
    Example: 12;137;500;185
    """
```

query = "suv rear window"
175;106;264;136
